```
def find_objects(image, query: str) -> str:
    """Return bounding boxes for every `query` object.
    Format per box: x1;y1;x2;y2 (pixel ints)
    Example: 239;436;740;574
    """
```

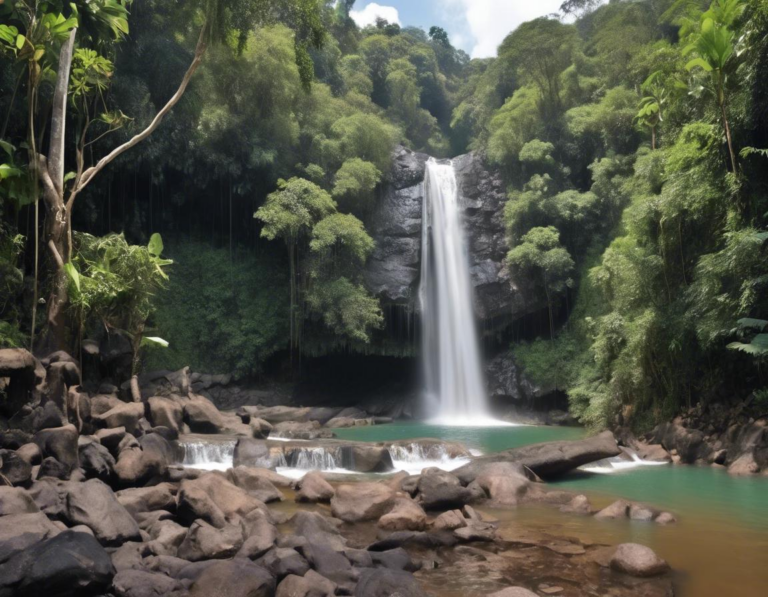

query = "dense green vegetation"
1;0;767;429
491;0;768;429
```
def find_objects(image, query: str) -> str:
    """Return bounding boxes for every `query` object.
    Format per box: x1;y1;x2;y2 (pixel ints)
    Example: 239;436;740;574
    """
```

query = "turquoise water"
334;422;768;529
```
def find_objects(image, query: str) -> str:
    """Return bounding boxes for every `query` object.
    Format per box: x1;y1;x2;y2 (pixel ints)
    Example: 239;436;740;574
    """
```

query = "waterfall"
182;440;236;471
419;159;506;426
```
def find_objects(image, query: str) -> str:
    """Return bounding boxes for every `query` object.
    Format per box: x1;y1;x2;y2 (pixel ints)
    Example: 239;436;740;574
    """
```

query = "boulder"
91;395;123;417
64;479;142;546
453;432;620;481
298;542;357;591
559;494;592;515
116;484;176;516
227;467;283;503
295;471;335;503
655;512;677;525
180;473;265;520
728;451;759;475
378;497;427;531
189;558;275;597
245;406;311;425
610;543;669;577
183;395;225;433
343;445;394;473
79;441;116;482
653;422;711;464
432;509;467;531
94;402;145;435
234;438;273;468
416;471;471;510
145;519;187;556
250;418;273;439
0;448;32;485
33;425;79;470
237;510;277;560
271;421;333;440
178;519;245;561
147;397;183;435
95;426;126;453
291;511;347;551
0;530;114;596
594;500;631;520
331;483;396;523
27;480;65;518
37;456;71;480
177;483;227;528
276;573;335;597
257;547;310;579
0;349;43;416
111;569;185;597
354;568;427;597
15;442;41;465
473;462;532;505
0;486;39;515
115;447;163;488
454;521;497;542
629;503;656;522
0;512;61;564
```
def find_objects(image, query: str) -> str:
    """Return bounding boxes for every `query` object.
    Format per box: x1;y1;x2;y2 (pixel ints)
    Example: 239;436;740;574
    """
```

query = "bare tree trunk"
37;30;76;354
721;102;738;175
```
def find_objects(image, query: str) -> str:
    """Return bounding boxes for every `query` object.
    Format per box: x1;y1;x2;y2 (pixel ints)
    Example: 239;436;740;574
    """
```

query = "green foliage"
256;177;336;244
67;232;172;370
332;158;382;214
144;243;289;377
309;213;374;263
306;277;383;343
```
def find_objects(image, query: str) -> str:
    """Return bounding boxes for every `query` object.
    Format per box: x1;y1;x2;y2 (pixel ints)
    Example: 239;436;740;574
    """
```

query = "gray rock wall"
365;147;543;328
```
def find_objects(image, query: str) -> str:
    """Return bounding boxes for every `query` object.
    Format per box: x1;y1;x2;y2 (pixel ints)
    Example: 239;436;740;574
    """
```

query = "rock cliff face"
365;147;542;329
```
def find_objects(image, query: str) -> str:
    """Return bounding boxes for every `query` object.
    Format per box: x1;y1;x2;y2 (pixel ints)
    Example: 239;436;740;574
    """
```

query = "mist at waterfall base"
419;159;513;427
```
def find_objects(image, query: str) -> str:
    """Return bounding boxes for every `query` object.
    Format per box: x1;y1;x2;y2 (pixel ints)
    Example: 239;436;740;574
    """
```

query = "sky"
349;0;567;59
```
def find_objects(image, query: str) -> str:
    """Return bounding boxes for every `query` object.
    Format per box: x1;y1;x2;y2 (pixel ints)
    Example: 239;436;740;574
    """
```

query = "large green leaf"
147;233;164;257
64;262;81;295
141;336;169;349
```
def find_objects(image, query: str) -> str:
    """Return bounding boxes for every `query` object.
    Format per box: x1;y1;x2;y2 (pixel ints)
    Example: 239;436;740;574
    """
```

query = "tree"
428;26;450;47
635;72;673;150
497;18;579;121
507;226;574;340
2;0;326;353
332;158;382;215
684;0;745;173
254;177;336;355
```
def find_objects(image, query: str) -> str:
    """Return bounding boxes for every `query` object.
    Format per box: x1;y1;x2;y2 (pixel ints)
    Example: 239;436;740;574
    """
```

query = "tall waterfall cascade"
419;159;510;426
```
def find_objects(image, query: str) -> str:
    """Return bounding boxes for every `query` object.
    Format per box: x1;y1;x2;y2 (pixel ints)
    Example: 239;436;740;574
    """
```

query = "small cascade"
181;440;236;471
287;447;341;470
580;447;669;474
387;442;471;474
419;159;510;426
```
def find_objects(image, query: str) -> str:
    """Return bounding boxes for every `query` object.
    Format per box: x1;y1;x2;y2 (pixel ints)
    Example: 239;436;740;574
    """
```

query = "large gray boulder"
0;512;61;564
189;558;275;597
331;483;395;523
0;530;115;597
64;479;142;546
354;568;427;597
610;543;669;577
454;431;621;481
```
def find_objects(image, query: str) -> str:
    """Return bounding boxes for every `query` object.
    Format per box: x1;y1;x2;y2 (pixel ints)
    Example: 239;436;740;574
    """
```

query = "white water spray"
419;159;509;426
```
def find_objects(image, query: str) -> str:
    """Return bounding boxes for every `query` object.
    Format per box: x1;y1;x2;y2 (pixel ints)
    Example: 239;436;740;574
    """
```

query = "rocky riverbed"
1;348;683;596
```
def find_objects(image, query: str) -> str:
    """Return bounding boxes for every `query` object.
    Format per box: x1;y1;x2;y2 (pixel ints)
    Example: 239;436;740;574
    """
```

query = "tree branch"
71;25;209;203
48;239;65;270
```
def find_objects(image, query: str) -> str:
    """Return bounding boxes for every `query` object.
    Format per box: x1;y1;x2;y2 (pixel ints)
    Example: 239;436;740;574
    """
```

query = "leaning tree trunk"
36;29;76;354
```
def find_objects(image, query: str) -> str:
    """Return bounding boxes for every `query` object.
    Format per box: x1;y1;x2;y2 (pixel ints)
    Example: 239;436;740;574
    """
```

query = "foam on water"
580;450;669;474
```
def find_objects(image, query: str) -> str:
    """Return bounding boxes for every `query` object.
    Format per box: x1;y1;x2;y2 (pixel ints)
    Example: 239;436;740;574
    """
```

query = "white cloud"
443;0;565;59
350;3;402;29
